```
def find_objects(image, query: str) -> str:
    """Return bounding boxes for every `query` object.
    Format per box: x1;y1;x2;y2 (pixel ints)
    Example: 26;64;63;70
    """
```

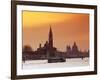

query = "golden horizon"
22;11;89;51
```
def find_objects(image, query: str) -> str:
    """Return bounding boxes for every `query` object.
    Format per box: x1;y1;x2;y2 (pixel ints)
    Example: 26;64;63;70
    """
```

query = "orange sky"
22;11;89;52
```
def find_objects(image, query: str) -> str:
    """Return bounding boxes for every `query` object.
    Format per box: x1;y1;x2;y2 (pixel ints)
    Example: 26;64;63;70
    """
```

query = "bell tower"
49;26;53;48
47;26;55;58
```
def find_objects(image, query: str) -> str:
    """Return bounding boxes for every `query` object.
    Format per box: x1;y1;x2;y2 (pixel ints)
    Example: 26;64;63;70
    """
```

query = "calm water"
22;58;89;69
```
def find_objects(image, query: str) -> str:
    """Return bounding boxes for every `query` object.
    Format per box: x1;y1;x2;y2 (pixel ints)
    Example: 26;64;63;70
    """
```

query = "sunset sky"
22;11;89;52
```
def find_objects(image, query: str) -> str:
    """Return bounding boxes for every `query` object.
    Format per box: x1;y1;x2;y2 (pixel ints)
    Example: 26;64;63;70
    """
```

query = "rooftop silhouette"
22;26;89;62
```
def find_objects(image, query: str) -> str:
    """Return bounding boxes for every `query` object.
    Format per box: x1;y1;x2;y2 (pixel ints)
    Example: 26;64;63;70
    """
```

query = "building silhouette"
22;26;89;62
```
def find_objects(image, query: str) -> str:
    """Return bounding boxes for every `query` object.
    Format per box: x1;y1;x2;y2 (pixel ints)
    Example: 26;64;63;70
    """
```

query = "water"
22;58;89;69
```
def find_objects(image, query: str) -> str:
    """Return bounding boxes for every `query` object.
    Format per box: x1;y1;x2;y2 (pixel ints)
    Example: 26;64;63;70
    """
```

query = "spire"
72;42;78;52
49;25;52;36
74;42;76;46
48;25;53;47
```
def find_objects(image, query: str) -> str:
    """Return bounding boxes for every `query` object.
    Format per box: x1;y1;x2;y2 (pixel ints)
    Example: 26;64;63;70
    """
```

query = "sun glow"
22;11;89;51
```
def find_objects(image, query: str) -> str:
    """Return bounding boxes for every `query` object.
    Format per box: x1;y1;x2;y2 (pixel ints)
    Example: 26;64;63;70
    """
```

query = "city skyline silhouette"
22;27;89;61
23;27;89;52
